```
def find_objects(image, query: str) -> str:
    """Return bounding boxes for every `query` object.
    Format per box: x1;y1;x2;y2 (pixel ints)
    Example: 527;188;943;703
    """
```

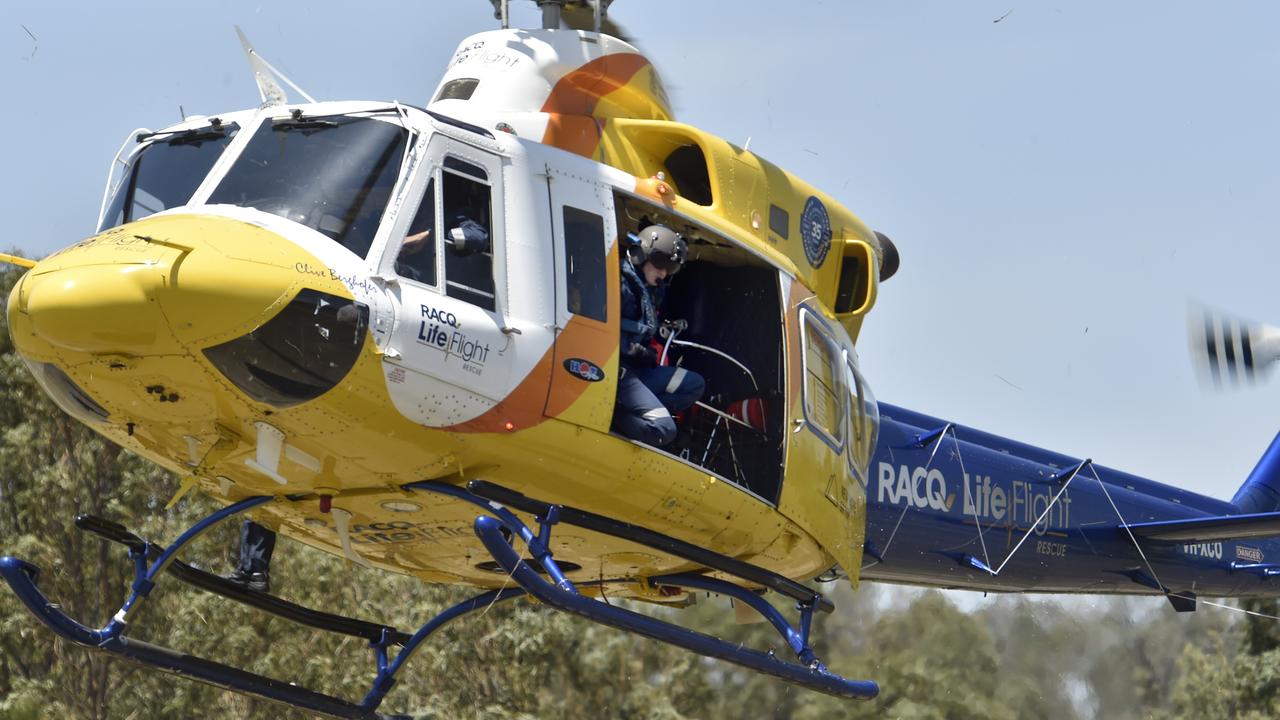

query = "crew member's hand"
625;342;658;368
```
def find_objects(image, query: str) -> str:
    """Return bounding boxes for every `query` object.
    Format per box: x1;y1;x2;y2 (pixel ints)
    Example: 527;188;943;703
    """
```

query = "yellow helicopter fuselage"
6;29;888;601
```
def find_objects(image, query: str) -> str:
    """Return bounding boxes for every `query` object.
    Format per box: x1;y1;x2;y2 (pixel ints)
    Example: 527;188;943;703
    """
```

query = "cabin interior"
613;194;786;505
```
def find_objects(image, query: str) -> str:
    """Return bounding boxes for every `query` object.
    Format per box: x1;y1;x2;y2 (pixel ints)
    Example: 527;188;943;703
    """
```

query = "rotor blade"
236;26;287;107
1189;304;1280;388
556;0;678;114
560;1;632;43
1;253;36;269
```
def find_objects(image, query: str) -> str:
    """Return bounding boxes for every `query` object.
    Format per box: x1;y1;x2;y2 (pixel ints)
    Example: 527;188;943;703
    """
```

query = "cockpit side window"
799;309;845;452
394;178;437;286
207;115;409;259
101;124;240;231
844;355;878;485
441;157;495;312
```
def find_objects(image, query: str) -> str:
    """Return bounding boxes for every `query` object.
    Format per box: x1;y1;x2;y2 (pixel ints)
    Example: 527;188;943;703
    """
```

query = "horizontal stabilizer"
1126;511;1280;542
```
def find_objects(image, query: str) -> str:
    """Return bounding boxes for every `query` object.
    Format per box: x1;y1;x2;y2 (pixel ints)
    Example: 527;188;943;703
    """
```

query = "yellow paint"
165;475;199;510
0;252;36;269
8;94;888;598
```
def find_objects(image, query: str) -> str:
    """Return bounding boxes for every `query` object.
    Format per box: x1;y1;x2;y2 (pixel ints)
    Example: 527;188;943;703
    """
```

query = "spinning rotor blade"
1190;305;1280;387
559;0;632;43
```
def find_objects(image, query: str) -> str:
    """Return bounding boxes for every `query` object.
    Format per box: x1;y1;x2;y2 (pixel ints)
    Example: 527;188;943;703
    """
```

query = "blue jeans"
238;521;276;574
614;364;705;447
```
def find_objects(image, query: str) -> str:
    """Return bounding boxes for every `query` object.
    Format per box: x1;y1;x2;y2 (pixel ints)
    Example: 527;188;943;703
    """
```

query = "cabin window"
394;179;437;286
207;115;409;259
436;78;479;102
101;123;240;230
562;206;607;322
844;355;878;484
768;204;789;240
441;157;496;311
799;309;844;451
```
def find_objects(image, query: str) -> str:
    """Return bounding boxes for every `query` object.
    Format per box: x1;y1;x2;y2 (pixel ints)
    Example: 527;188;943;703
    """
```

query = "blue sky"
4;0;1280;506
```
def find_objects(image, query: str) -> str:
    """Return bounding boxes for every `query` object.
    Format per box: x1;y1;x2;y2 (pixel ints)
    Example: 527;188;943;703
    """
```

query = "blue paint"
862;402;1280;598
799;196;832;268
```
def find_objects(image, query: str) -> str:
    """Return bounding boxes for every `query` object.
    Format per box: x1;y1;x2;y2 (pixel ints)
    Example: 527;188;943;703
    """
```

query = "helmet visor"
647;233;687;273
647;250;684;273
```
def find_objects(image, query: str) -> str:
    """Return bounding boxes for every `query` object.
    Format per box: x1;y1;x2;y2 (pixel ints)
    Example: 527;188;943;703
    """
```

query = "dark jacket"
619;260;665;368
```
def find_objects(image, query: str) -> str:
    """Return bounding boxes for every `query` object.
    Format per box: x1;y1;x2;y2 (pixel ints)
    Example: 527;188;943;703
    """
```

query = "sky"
3;2;1279;510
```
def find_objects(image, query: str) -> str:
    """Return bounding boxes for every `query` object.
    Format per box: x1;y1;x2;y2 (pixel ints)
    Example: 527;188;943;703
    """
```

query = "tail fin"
1233;431;1280;514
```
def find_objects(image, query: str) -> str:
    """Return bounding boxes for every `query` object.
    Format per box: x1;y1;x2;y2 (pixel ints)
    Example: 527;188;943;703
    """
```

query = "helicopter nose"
21;263;173;354
11;214;310;357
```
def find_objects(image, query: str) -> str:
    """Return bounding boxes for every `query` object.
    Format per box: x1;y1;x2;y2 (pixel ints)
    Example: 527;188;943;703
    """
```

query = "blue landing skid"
406;480;879;700
0;496;530;720
0;481;878;713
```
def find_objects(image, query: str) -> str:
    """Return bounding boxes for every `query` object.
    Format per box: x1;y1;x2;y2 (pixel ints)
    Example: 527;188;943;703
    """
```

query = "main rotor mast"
489;0;617;33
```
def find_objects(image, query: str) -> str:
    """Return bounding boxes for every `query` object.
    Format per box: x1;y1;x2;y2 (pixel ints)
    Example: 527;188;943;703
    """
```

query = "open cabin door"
541;166;619;429
778;288;866;584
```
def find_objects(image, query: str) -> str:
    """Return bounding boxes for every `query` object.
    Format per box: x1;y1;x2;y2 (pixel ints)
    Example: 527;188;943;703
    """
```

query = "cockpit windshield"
207;114;410;259
100;123;240;231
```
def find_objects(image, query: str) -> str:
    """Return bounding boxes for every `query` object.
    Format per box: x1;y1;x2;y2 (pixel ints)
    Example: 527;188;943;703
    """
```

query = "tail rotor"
1190;304;1280;388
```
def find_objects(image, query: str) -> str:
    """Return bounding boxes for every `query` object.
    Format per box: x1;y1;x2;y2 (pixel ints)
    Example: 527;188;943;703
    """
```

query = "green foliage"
0;259;1273;719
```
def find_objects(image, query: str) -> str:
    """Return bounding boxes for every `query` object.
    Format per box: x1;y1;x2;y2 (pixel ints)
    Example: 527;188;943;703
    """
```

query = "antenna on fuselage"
235;26;316;108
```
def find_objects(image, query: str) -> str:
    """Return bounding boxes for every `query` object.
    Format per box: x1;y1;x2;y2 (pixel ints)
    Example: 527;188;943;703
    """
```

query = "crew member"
226;520;275;593
613;224;705;446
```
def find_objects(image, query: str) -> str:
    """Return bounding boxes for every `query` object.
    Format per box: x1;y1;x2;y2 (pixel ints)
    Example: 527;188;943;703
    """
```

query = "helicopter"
3;2;1280;718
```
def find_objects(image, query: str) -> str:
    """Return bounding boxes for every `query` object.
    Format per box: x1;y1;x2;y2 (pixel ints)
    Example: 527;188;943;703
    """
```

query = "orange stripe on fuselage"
443;336;557;434
540;53;653;158
443;313;614;434
543;254;619;418
444;245;620;434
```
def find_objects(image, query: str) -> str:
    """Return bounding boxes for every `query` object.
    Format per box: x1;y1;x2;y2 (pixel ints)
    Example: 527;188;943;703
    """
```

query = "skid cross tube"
649;573;827;670
405;480;877;700
471;515;878;699
0;499;535;718
464;479;835;612
75;513;415;646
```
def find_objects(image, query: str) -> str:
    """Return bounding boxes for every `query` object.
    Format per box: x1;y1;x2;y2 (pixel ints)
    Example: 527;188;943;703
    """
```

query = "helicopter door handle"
793;419;805;433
